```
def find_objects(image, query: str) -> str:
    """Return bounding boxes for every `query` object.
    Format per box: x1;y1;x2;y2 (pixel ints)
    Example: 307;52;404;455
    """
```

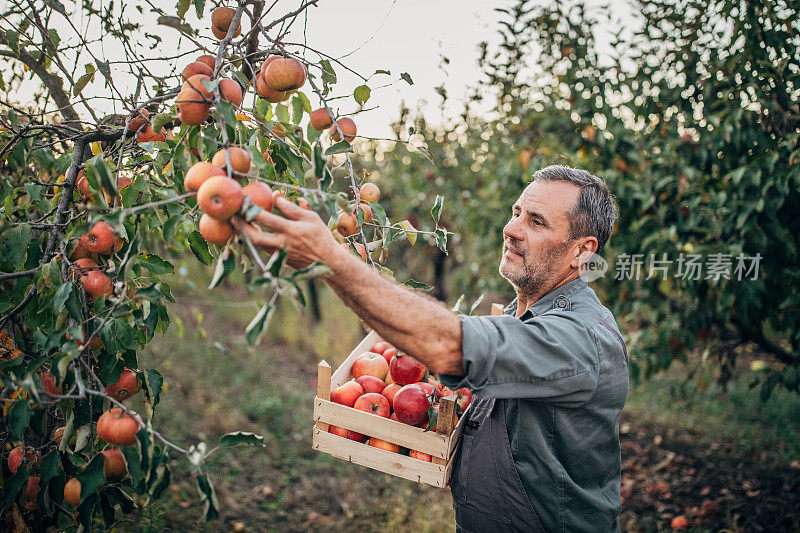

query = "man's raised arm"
234;196;464;376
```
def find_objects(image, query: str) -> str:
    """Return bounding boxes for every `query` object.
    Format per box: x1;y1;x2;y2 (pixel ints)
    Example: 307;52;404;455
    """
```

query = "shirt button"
554;296;570;309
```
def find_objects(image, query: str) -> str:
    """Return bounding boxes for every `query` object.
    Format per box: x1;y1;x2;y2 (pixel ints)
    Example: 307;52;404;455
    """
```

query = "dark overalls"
448;307;628;532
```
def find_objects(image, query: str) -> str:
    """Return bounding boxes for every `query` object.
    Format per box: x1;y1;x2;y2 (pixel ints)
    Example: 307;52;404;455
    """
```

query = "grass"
119;257;799;530
626;363;800;464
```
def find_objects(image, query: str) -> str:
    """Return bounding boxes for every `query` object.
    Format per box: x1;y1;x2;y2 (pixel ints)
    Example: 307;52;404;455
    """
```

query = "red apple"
351;352;389;381
441;386;454;397
409;450;432;462
370;341;393;355
355;375;386;395
329;425;365;443
353;392;391;418
390;412;399;422
330;381;364;408
393;384;431;426
368;437;399;453
381;383;401;408
381;347;397;365
416;382;442;401
389;352;427;385
455;388;473;412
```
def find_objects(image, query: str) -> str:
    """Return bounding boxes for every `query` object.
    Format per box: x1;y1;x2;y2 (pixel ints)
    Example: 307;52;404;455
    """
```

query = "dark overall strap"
450;396;546;533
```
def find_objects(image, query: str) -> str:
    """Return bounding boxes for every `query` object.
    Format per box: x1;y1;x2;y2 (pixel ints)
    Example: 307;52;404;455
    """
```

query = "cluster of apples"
328;340;473;461
7;368;141;509
183;146;276;247
68;221;127;303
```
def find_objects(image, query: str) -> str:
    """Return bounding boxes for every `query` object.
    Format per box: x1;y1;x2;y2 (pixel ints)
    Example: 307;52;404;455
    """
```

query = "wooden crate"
312;330;469;487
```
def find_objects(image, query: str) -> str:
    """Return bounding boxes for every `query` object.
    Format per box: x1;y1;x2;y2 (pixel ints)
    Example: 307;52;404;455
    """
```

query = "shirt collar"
504;277;588;319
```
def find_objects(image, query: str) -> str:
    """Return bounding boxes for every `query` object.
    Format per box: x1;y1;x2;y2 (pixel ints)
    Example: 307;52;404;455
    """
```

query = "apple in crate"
368;437;399;453
380;347;397;364
330;381;364;408
389;353;426;385
393;384;431;426
416;382;442;401
329;425;365;443
455;388;473;411
353;392;391;418
370;341;393;355
381;383;401;407
410;450;432;462
352;352;389;380
356;375;386;394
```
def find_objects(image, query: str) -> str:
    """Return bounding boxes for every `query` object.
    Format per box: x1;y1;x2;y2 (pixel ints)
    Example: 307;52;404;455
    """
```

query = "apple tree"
0;0;440;529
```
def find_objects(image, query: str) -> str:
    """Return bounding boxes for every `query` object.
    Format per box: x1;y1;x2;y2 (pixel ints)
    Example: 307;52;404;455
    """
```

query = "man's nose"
503;217;524;242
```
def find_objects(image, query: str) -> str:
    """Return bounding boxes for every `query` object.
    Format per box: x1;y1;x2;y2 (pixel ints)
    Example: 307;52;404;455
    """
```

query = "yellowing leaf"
399;219;417;246
91;142;102;155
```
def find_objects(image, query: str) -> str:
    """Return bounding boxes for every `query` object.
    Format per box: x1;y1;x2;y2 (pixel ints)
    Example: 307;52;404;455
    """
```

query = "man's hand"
232;197;343;270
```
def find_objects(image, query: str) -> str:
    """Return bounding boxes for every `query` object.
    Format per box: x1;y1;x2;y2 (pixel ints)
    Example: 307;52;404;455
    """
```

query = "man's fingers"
275;196;309;220
252;208;291;232
233;218;285;249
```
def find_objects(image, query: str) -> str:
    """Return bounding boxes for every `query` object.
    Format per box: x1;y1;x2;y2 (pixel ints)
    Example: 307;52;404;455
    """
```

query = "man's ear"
572;237;599;268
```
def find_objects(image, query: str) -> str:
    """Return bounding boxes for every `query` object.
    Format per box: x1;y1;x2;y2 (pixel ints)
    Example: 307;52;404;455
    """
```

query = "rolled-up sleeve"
440;312;600;405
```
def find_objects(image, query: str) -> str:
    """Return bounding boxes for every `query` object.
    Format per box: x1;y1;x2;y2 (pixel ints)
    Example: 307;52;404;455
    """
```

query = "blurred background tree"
361;0;800;396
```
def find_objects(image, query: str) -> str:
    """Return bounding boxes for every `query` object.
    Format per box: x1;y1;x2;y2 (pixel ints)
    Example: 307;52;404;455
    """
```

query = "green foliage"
368;0;799;394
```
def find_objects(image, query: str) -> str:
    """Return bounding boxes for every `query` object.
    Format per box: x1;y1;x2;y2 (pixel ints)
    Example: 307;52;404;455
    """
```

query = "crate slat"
314;398;451;458
313;428;448;487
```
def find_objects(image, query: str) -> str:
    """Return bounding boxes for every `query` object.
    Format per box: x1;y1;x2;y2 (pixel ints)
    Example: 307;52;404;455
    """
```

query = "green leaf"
424;405;438;431
313;142;325;179
73;63;96;97
53;281;73;311
197;473;220;521
374;69;390;75
0;224;32;267
398;220;417;246
208;248;235;289
188;230;213;265
325;141;352;156
142;369;164;407
218;431;265;447
9;399;33;438
353;84;371;105
431;195;444;224
403;279;433;292
320;59;336;85
39;450;62;484
95;59;112;86
400;72;414;85
0;466;29;512
176;0;191;18
151;112;173;133
193;0;206;18
291;95;305;124
368;201;387;226
275;104;290;123
77;454;106;503
138;253;174;275
86;154;116;197
295;91;312;113
434;228;448;253
245;302;274;345
217;100;237;128
5;30;19;55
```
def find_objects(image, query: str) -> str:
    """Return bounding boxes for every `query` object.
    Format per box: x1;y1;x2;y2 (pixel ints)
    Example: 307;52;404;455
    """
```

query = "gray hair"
531;165;618;252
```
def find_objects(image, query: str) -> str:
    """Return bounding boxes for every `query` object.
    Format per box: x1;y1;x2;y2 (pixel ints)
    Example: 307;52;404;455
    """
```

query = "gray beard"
499;240;570;297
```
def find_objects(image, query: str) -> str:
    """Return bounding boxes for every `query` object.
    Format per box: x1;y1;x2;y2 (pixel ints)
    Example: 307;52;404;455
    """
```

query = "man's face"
499;180;580;296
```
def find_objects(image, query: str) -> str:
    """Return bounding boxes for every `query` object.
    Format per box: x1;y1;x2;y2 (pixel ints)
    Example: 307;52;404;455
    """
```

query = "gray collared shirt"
442;278;629;532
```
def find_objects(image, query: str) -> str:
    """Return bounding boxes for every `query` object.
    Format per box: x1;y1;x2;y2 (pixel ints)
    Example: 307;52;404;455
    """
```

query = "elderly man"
237;165;629;532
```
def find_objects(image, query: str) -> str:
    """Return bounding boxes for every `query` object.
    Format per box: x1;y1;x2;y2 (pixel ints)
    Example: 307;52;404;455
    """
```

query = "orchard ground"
123;263;800;532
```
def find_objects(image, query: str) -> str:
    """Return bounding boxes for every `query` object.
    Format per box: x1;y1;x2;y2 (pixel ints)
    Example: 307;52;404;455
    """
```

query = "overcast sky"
7;0;635;138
